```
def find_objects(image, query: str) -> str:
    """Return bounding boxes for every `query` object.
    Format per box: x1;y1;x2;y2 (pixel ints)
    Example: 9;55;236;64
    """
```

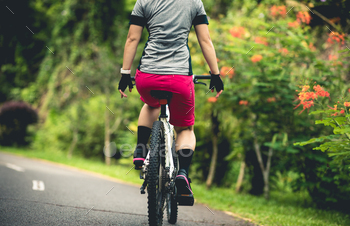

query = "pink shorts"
135;69;195;127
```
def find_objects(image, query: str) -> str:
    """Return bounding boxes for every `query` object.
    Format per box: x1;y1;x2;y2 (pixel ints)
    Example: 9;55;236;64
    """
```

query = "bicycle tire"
147;121;165;226
167;192;178;224
167;139;178;224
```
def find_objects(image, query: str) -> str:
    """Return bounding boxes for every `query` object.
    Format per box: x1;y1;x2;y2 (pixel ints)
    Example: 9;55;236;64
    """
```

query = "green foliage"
189;0;350;210
0;0;48;103
33;91;141;159
191;0;317;190
294;101;350;166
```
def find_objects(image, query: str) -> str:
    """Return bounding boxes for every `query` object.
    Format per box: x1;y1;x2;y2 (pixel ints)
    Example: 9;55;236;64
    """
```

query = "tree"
31;0;129;163
0;0;47;103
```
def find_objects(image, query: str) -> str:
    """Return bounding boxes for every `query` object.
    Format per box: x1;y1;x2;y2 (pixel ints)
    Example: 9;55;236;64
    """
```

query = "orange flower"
207;97;217;103
327;32;345;45
239;100;248;106
229;26;245;38
308;43;316;51
255;37;268;46
330;106;344;116
277;6;287;15
348;88;350;93
296;11;312;24
328;55;342;66
313;85;330;97
294;84;330;114
251;55;263;63
344;102;350;107
294;100;314;114
317;90;330;97
303;100;314;109
220;66;235;78
301;85;310;92
328;54;338;61
216;58;220;62
270;5;286;17
270;5;279;17
313;85;322;92
267;97;276;103
288;21;299;28
279;48;289;55
329;105;337;111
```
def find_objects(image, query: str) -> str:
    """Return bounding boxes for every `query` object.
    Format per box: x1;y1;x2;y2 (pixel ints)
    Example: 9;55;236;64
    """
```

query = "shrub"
0;101;38;146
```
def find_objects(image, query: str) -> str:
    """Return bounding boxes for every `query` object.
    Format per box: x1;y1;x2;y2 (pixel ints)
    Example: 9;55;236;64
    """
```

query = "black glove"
209;71;224;92
118;73;133;92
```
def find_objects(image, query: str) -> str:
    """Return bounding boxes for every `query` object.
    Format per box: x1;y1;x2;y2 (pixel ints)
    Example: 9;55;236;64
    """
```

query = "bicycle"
131;74;211;226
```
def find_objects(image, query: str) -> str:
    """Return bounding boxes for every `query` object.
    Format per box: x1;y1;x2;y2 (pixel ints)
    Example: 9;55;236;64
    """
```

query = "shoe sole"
133;158;144;170
175;176;194;206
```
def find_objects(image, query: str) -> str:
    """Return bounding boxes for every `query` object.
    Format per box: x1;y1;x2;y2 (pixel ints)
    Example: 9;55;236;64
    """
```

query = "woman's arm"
119;25;143;98
122;25;143;70
195;24;223;98
194;24;219;75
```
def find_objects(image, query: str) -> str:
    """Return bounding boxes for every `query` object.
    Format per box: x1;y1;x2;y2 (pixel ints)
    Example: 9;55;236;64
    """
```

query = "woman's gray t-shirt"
129;0;209;75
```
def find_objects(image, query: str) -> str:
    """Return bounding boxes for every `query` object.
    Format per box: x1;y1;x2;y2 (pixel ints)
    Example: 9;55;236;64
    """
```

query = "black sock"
135;126;151;158
137;126;151;146
178;149;194;176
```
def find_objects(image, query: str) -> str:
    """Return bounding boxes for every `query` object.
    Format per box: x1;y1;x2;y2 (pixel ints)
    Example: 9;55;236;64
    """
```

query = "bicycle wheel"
147;121;165;226
167;140;178;224
166;190;178;224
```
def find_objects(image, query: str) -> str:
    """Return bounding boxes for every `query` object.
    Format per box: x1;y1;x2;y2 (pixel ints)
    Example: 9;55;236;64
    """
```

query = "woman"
118;0;223;199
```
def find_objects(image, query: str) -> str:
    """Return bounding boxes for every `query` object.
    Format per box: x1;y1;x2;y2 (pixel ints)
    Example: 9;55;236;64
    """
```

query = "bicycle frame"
140;104;175;182
161;104;175;178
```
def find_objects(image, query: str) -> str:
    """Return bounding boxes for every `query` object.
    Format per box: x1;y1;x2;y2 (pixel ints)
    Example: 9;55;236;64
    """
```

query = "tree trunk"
252;115;274;200
253;136;270;199
105;88;111;166
206;135;218;188
67;128;78;159
235;160;245;193
206;112;219;189
263;147;273;200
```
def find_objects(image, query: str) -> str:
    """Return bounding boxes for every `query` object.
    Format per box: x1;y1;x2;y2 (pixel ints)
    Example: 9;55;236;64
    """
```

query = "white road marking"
32;180;45;191
6;163;25;172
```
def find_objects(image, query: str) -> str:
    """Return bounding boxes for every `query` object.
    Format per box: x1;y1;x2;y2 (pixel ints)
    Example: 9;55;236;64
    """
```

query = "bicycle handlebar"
192;75;211;80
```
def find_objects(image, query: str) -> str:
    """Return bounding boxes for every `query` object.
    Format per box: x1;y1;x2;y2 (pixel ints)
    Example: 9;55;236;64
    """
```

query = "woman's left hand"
118;73;133;98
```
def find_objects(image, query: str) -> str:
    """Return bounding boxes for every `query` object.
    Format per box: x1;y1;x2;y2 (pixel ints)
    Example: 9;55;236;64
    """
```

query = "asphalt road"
0;152;254;226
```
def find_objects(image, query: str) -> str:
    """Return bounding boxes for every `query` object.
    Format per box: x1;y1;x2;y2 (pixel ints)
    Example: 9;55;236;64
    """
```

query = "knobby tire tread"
167;139;178;224
148;121;164;226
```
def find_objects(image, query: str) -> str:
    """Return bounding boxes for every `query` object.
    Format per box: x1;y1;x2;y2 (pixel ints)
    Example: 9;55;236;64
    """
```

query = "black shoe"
175;169;194;206
133;145;148;170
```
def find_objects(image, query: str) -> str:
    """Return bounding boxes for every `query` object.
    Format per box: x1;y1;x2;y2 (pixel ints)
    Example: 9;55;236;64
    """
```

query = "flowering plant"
294;84;350;165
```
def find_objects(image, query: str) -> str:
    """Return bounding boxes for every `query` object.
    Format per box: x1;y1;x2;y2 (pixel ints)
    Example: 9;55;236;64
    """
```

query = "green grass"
2;147;349;226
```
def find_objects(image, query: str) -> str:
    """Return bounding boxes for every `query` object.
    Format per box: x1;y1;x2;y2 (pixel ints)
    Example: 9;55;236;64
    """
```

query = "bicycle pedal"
135;165;142;170
176;193;194;206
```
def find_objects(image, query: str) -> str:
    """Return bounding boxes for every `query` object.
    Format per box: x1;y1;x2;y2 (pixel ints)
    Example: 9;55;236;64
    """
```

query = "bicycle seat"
150;90;173;105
